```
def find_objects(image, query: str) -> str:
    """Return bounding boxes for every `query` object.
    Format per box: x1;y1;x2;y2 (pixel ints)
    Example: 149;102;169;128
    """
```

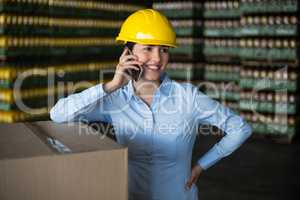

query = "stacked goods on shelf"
1;0;50;122
202;0;241;113
153;1;204;82
166;62;203;82
0;0;145;123
0;62;116;107
47;0;143;62
204;63;240;112
239;0;299;143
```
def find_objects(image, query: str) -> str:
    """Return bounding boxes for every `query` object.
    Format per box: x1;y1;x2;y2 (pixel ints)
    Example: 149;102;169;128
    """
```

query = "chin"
142;72;161;81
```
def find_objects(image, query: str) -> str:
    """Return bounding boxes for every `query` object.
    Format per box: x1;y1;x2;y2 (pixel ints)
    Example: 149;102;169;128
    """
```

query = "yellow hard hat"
116;9;177;47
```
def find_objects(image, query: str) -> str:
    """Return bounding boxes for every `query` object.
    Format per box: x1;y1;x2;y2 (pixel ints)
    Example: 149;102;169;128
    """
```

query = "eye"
160;47;169;53
143;46;153;52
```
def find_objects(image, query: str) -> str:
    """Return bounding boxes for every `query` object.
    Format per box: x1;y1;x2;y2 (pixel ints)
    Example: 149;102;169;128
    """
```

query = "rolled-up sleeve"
192;88;252;170
50;83;112;123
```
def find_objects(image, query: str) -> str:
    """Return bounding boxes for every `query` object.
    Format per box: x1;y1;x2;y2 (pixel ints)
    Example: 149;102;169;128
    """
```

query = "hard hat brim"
116;36;177;48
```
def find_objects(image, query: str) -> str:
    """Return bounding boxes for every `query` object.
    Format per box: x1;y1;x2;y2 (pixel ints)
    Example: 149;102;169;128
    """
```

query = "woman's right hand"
103;48;142;93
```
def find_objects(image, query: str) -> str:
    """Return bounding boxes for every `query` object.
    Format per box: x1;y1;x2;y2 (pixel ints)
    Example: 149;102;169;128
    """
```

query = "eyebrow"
142;45;169;48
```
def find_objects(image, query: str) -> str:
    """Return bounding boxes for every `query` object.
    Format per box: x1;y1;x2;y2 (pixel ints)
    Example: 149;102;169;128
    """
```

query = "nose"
151;48;161;63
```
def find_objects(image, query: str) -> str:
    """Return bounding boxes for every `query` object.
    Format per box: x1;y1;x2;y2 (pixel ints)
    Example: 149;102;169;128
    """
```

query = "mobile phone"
125;47;143;82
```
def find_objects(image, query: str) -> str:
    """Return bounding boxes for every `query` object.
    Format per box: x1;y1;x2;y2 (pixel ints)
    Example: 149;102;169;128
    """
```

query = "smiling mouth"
144;65;161;71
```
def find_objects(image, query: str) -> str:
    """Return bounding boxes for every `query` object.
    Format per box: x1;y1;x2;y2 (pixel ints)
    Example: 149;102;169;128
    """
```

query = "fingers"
120;47;128;57
119;48;138;62
116;62;140;79
120;55;139;63
119;47;141;70
185;175;196;190
185;166;202;190
119;60;141;69
115;48;143;83
125;61;142;68
124;65;140;71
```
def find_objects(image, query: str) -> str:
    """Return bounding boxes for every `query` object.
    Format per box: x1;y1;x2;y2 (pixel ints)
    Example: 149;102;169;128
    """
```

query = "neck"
133;78;161;96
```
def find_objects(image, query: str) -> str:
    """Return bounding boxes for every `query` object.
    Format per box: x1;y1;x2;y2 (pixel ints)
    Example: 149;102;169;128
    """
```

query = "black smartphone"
125;46;142;82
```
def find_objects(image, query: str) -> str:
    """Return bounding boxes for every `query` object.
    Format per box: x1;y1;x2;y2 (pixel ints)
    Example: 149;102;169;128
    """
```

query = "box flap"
0;121;123;160
0;123;54;160
33;121;122;152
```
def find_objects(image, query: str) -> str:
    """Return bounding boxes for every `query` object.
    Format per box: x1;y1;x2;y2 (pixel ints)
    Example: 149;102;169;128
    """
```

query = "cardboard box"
0;121;128;200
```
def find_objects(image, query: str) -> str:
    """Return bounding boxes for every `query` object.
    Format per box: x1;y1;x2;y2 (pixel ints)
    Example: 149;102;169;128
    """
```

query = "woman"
50;9;252;200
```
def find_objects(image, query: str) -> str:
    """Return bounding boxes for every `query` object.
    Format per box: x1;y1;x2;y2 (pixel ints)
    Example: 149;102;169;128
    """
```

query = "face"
131;44;169;81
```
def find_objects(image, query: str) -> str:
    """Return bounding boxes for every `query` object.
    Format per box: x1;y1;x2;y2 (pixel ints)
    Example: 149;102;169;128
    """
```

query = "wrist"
103;80;120;93
195;164;204;173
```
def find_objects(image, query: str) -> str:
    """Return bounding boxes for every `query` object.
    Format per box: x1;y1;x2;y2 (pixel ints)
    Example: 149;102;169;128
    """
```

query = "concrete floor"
193;134;299;200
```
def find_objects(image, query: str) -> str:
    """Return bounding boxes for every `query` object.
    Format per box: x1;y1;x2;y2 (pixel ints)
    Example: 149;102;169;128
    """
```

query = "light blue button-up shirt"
50;73;252;200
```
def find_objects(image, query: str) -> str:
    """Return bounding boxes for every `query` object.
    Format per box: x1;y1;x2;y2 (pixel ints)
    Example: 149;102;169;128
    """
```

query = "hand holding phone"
105;47;143;92
125;47;143;82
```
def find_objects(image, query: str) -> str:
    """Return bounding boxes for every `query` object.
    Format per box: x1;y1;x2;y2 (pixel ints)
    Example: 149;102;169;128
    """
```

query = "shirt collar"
126;72;172;102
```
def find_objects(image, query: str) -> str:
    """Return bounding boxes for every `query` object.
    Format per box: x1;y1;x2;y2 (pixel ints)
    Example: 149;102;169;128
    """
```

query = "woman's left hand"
185;165;203;190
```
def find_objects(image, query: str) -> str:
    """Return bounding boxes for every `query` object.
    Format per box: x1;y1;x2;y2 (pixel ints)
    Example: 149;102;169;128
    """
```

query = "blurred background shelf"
0;0;299;144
